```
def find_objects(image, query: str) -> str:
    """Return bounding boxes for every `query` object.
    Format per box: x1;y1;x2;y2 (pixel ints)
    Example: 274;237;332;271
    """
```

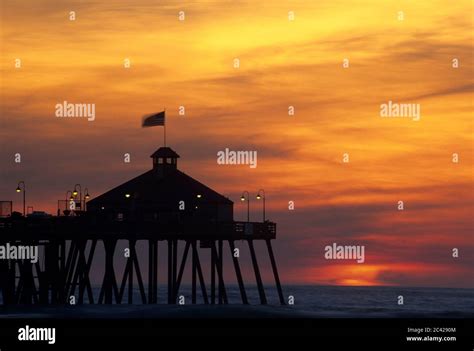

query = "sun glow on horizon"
1;0;473;288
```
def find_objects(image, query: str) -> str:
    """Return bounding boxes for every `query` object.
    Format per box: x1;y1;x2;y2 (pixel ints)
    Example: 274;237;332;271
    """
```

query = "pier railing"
0;216;276;240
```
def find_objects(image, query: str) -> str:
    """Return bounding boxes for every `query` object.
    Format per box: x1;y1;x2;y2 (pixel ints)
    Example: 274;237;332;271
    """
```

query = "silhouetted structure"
0;147;284;306
87;147;233;223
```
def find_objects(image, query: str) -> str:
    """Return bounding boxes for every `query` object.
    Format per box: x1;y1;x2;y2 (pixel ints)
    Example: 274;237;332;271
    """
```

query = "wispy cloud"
1;0;472;287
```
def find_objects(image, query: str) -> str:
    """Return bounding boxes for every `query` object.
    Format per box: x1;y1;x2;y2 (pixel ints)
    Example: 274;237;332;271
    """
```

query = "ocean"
1;285;473;318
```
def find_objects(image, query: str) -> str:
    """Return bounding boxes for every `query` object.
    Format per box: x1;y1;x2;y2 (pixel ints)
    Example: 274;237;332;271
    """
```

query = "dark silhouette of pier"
0;147;284;306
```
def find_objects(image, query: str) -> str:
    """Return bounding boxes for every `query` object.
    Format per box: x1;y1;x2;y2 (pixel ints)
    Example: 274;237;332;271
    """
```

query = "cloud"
1;0;472;288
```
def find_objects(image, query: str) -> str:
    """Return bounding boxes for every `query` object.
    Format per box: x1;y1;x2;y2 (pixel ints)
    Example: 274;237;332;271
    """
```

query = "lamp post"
84;188;90;211
256;189;265;222
16;181;26;216
73;184;82;210
66;190;74;213
196;194;202;210
240;191;250;222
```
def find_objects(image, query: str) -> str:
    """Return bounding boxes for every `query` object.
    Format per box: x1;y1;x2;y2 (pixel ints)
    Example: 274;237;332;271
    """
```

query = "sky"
0;0;473;288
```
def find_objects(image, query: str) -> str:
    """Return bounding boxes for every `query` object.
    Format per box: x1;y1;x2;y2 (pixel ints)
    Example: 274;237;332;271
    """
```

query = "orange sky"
1;0;473;287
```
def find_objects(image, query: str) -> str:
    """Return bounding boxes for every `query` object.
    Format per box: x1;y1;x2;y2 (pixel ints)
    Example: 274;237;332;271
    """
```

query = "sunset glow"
1;0;472;287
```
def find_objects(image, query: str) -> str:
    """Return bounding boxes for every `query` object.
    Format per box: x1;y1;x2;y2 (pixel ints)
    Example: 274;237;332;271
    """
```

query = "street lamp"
256;189;266;222
73;184;82;211
240;191;250;222
84;188;90;211
65;190;75;214
16;181;26;216
195;194;202;210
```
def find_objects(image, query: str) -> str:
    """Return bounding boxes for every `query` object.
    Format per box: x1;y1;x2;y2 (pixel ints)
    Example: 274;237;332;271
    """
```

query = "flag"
142;111;165;127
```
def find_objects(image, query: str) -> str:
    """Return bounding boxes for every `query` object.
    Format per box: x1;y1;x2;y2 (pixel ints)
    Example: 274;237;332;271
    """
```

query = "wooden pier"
0;147;285;306
0;215;284;306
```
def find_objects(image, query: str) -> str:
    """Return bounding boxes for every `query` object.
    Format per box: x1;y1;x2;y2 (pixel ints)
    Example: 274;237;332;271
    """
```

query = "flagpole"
164;108;166;147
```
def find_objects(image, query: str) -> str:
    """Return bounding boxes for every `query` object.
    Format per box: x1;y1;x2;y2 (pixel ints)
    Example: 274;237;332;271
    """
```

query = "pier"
0;147;284;306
